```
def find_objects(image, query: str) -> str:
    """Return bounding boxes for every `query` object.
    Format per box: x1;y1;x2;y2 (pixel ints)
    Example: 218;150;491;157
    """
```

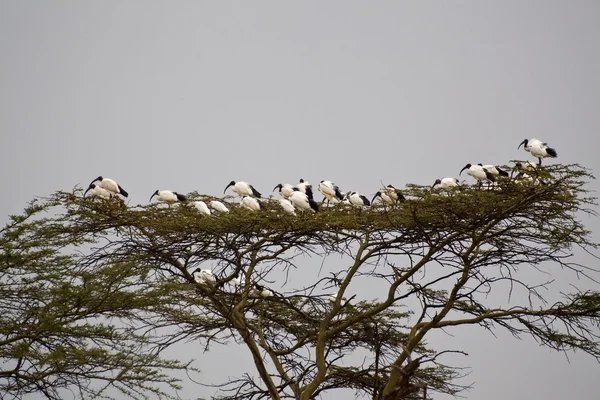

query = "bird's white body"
192;201;211;216
274;183;295;199
226;181;261;198
209;200;229;213
432;177;459;190
193;269;216;285
515;161;537;173
461;164;495;184
480;164;509;178
346;191;370;207
254;285;272;297
231;275;242;286
289;190;318;213
85;184;113;199
373;185;404;205
150;190;185;205
519;138;558;165
318;181;343;203
89;176;128;197
278;199;296;215
297;179;313;199
240;196;262;211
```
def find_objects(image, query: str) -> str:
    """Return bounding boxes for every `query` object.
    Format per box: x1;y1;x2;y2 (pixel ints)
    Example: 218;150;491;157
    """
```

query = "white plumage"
193;268;216;285
518;138;558;165
240;196;262;211
273;183;295;199
149;190;187;205
480;164;509;178
224;181;261;198
84;183;113;199
209;200;229;213
346;191;371;207
192;201;211;216
515;161;537;173
373;185;405;205
289;189;319;213
460;164;495;185
254;284;272;298
297;179;314;200
432;177;459;190
89;176;128;198
277;199;297;215
318;180;344;204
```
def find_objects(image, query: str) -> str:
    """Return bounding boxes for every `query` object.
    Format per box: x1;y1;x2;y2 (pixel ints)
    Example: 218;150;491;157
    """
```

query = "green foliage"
0;164;598;400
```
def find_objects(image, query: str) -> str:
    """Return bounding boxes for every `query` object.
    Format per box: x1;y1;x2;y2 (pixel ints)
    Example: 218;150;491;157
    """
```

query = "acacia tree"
1;163;599;400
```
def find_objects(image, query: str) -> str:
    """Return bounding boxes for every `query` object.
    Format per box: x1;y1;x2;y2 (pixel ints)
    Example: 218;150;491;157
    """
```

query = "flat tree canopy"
1;164;599;400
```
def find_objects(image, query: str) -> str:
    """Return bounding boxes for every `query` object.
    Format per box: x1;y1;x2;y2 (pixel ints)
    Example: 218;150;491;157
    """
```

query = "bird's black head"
518;139;528;149
386;184;395;189
432;179;442;187
273;183;282;192
299;178;305;183
149;190;159;202
83;183;96;197
371;191;382;203
459;164;472;175
477;163;484;166
193;268;202;274
224;181;236;194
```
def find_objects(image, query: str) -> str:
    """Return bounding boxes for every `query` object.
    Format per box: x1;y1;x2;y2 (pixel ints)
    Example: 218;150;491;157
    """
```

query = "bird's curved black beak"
83;185;92;197
459;165;468;176
518;139;527;149
273;184;281;192
224;182;234;194
371;192;381;204
149;190;158;203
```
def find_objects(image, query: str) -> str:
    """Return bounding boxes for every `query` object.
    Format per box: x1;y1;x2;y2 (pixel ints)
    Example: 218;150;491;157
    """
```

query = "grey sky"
1;1;599;399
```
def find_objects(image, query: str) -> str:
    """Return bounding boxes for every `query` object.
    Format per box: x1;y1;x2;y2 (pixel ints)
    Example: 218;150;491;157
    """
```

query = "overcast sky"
1;2;599;399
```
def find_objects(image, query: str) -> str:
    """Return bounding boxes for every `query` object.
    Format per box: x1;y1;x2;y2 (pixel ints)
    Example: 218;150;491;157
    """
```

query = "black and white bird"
459;164;496;186
480;164;509;178
432;177;459;190
240;196;262;211
253;283;272;298
209;200;229;213
192;201;211;216
289;188;319;213
231;273;243;287
277;198;297;215
372;185;405;205
345;191;371;207
297;179;314;200
88;176;128;198
515;161;537;173
273;183;295;199
83;183;113;199
224;181;262;198
193;268;216;285
318;180;344;205
149;190;187;206
518;138;558;165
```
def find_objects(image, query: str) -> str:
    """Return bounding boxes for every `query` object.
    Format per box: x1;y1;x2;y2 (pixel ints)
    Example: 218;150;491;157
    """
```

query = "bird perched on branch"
297;179;314;200
432;177;459;191
273;183;295;199
518;138;558;165
318;180;344;205
224;181;262;198
460;164;495;187
84;183;113;199
289;189;318;213
149;190;187;206
88;176;128;198
240;196;262;211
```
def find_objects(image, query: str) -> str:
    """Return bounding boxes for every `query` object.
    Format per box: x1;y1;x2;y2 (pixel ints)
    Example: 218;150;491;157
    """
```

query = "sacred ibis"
240;196;262;211
289;189;318;213
273;183;295;199
518;138;558;165
193;268;216;285
432;177;459;190
224;181;261;198
460;164;495;186
515;161;537;173
254;283;272;298
480;164;509;178
372;184;405;205
84;183;113;199
318;180;344;205
231;273;242;287
88;176;128;198
297;179;314;200
149;190;187;206
277;199;296;215
346;191;371;207
192;201;211;216
209;200;229;213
